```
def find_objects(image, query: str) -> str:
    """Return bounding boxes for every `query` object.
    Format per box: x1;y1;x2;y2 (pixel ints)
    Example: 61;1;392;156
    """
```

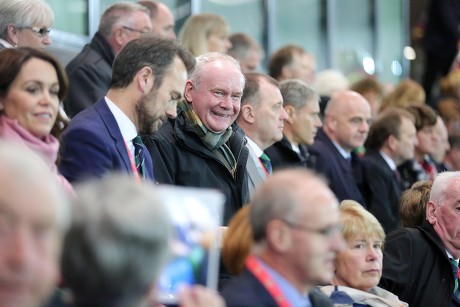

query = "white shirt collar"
0;38;14;48
105;97;137;154
331;141;351;160
246;137;264;157
379;151;397;171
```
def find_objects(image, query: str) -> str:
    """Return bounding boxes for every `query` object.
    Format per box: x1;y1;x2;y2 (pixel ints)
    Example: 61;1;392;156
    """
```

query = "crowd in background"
1;0;460;306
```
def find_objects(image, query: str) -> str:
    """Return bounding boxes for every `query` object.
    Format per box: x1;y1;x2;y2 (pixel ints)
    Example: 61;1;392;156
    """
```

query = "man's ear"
136;67;153;93
184;81;194;102
266;219;291;253
113;26;126;47
426;201;437;225
7;24;18;46
387;134;398;152
284;105;295;124
240;104;255;124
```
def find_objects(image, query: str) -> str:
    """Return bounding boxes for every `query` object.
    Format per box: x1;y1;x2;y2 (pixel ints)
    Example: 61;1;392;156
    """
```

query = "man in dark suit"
362;108;418;233
59;35;195;183
236;73;287;197
221;169;345;307
380;171;460;307
309;90;372;206
422;0;460;106
266;79;322;171
64;2;152;117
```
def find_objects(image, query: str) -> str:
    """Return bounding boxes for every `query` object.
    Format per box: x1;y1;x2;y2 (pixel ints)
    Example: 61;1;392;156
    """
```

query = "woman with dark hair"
0;47;72;192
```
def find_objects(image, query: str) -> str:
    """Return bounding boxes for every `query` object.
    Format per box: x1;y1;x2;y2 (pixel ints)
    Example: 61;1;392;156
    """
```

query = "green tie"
450;258;460;303
259;152;272;174
132;135;146;179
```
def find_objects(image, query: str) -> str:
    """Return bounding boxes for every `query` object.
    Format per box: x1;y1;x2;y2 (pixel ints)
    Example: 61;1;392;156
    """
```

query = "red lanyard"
245;256;292;307
124;140;140;182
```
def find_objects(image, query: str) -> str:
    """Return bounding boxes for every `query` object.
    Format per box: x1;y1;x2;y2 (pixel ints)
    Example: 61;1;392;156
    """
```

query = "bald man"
138;1;176;40
309;90;372;206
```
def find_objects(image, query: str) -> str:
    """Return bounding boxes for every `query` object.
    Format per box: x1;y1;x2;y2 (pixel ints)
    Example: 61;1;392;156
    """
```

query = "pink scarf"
0;115;73;194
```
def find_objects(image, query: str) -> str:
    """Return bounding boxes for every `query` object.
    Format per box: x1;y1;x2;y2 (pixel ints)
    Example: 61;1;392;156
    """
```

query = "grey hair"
62;174;172;306
279;79;320;109
98;2;149;38
189;52;244;90
0;140;70;231
0;0;54;39
430;171;460;204
251;169;327;242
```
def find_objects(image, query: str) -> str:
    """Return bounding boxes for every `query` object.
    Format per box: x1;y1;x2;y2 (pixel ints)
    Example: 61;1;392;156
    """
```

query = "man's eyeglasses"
281;219;342;238
122;26;150;35
19;26;51;38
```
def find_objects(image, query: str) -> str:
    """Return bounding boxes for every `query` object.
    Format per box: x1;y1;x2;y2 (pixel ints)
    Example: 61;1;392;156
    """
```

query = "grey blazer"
246;145;268;198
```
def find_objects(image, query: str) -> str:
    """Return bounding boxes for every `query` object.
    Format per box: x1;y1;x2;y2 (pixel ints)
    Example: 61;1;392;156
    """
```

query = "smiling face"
1;58;60;139
185;60;244;133
333;236;383;291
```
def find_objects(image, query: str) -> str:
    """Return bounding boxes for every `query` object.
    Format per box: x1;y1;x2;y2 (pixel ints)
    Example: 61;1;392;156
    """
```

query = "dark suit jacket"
265;135;314;171
361;150;402;233
309;129;368;206
380;221;457;307
221;268;333;307
64;32;115;117
423;0;460;62
59;98;153;183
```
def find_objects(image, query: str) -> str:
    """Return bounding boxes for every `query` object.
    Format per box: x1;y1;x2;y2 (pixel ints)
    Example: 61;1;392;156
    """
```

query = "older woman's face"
333;235;383;291
2;58;60;139
15;26;52;49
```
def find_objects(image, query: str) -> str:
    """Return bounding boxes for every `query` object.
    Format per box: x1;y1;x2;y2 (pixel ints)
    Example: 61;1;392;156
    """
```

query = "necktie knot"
259;152;272;174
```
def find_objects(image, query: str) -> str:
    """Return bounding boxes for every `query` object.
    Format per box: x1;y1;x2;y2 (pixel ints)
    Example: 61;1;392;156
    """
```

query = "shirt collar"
379;151;397;171
105;96;137;142
331;141;351;160
0;38;14;48
246;137;264;158
256;257;312;307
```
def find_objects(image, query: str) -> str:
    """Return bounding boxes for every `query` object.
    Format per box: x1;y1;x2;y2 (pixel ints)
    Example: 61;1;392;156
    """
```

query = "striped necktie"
133;135;146;179
450;258;460;303
259;152;272;174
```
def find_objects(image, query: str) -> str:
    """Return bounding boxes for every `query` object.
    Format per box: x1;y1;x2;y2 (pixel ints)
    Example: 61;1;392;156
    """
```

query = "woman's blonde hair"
381;79;425;111
339;200;385;244
178;13;229;56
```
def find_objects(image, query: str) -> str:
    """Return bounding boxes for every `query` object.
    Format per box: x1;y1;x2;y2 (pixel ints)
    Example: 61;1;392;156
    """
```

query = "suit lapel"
94;98;132;172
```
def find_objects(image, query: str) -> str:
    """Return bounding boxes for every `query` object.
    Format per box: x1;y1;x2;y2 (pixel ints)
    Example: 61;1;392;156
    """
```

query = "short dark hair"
240;73;278;109
365;108;414;150
405;104;437;131
110;35;195;90
268;44;305;80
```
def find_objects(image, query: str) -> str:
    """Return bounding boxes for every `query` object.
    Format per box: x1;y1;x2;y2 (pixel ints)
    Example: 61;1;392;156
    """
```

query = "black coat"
380;221;457;307
144;110;249;225
64;32;115;118
309;129;369;207
265;135;314;171
361;150;402;233
221;268;333;307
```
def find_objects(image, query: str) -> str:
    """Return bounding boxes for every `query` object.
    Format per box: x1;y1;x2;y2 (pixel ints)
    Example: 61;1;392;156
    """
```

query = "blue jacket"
59;98;153;183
